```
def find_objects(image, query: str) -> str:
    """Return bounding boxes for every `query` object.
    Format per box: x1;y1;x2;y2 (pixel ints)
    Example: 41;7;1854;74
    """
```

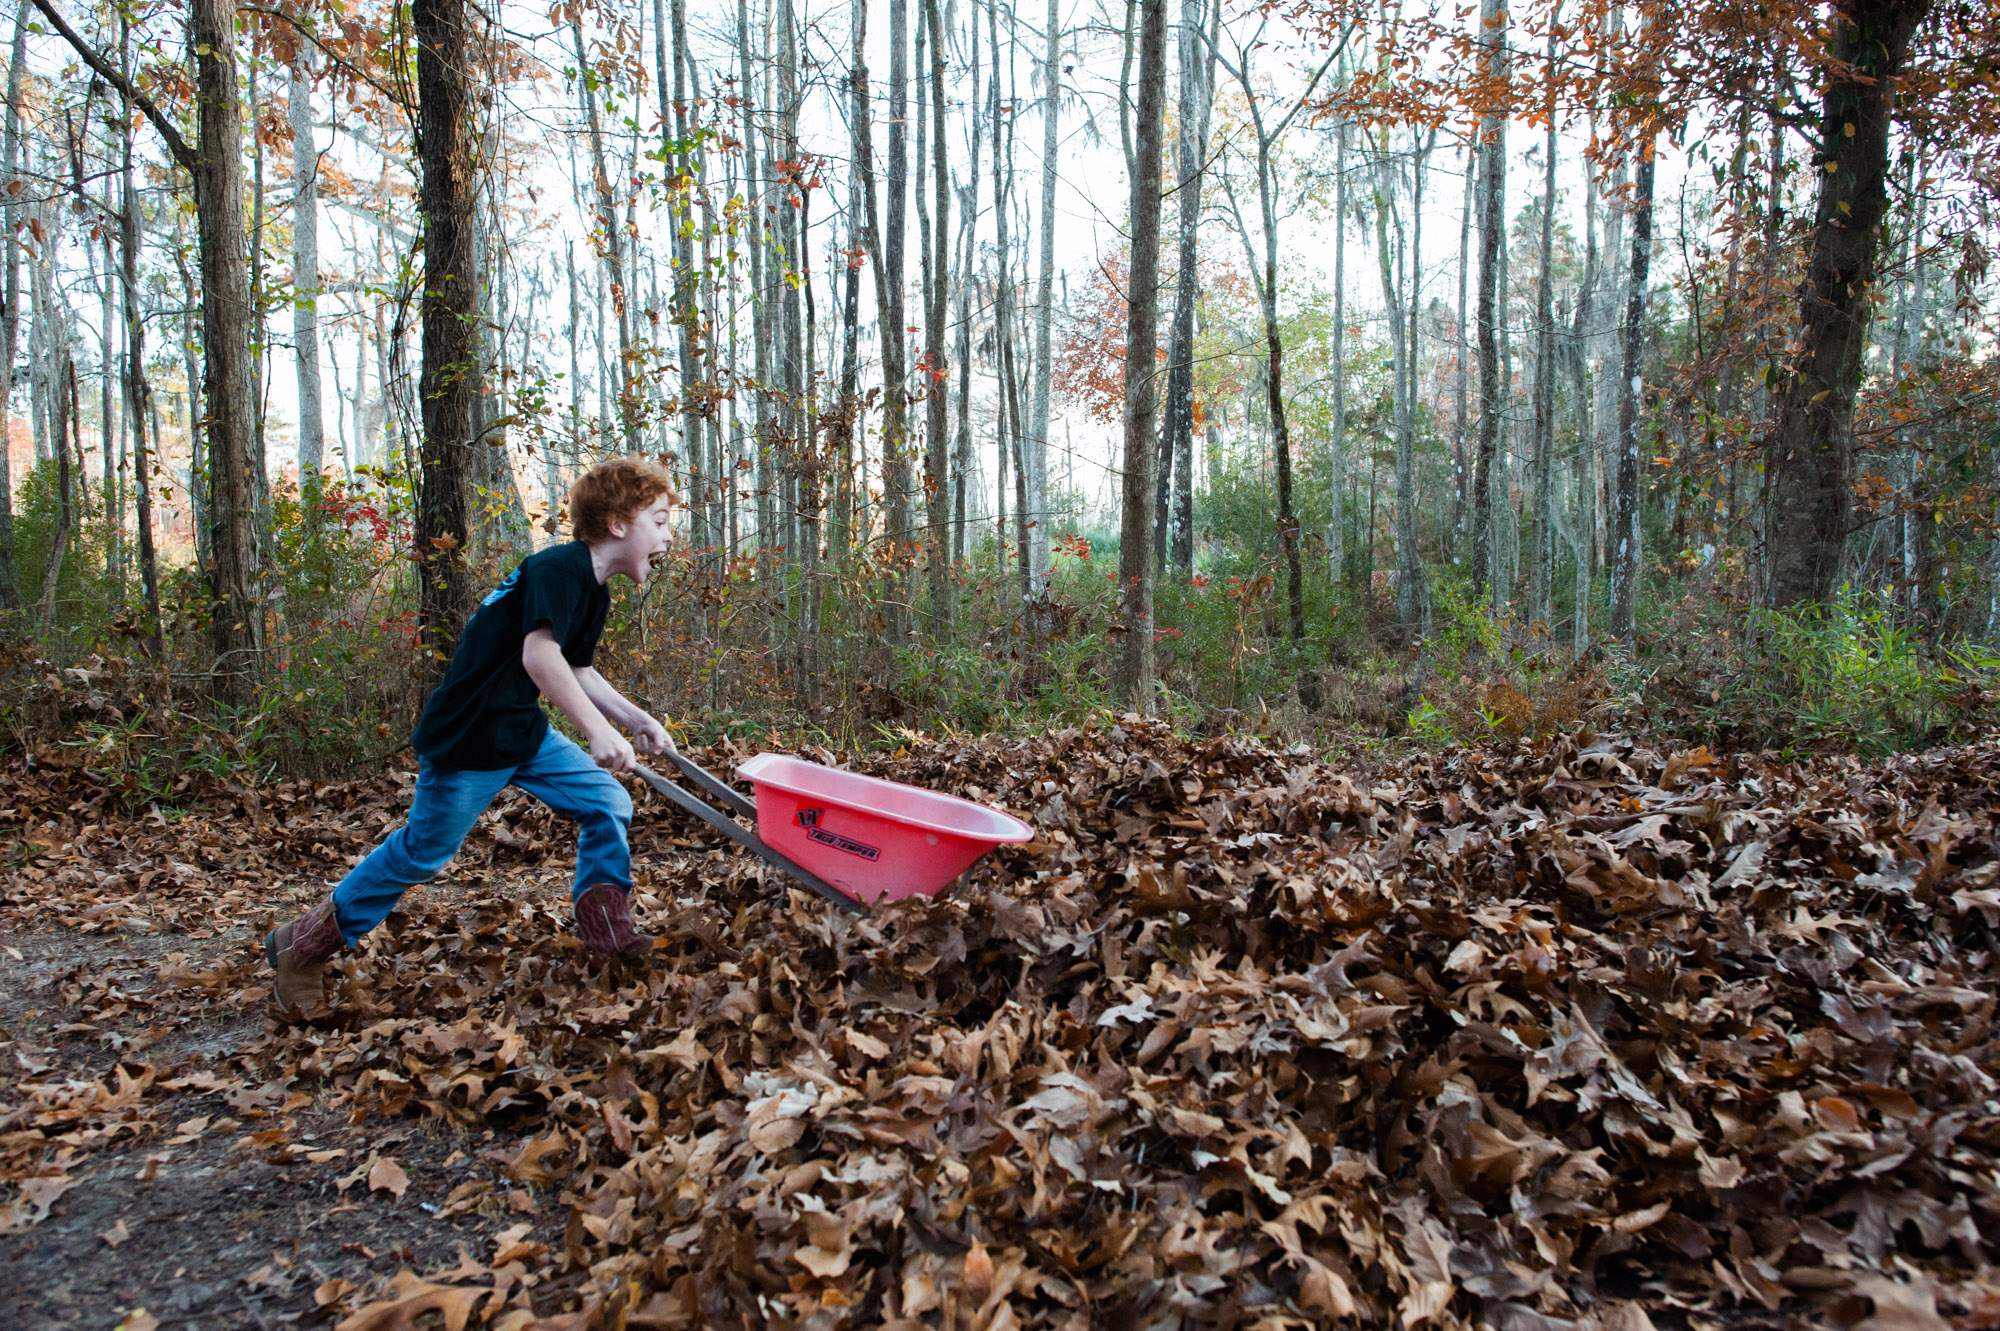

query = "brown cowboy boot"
264;897;345;1016
574;883;654;959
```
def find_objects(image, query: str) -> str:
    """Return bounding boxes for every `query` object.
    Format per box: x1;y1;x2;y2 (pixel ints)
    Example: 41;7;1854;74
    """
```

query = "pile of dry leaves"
4;720;1999;1328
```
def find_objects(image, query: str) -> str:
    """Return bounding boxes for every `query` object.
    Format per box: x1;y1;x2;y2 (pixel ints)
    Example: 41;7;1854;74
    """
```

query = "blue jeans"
329;728;633;945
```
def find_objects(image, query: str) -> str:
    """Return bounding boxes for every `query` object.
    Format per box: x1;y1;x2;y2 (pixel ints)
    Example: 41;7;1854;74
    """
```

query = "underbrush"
1621;587;2000;757
1391;581;1999;759
3;472;1993;797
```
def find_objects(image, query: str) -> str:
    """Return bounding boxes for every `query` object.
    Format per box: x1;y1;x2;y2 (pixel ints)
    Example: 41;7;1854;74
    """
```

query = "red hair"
568;456;678;543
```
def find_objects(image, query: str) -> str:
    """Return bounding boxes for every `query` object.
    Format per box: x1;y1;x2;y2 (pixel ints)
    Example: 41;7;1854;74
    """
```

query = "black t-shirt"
410;541;610;770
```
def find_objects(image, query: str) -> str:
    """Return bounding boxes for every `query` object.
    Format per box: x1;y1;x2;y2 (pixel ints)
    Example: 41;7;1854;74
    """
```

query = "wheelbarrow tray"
737;753;1034;904
632;751;1031;911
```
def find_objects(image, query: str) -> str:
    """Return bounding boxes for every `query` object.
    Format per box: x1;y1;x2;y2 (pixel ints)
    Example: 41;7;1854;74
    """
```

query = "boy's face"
604;493;676;585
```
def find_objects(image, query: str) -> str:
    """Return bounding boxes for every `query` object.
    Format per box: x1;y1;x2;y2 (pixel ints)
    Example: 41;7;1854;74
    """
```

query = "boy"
264;456;680;1016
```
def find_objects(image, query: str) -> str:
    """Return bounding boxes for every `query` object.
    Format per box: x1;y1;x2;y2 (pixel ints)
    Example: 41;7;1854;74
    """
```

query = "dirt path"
1;883;573;1330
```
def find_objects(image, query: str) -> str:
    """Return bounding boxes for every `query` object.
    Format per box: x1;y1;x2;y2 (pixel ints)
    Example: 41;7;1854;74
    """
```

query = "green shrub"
1622;586;1999;758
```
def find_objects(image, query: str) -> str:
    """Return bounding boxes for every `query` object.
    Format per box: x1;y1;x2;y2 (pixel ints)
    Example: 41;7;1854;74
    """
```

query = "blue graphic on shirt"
481;567;520;608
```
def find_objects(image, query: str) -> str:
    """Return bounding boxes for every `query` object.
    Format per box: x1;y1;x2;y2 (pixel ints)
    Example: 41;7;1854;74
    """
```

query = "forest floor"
2;721;1998;1330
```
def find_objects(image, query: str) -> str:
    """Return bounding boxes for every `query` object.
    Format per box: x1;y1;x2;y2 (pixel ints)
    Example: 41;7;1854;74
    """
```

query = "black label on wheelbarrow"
804;824;881;862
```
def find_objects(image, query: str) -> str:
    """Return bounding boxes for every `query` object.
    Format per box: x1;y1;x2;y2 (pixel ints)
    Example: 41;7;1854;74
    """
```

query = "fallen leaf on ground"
368;1156;409;1199
335;1271;486;1331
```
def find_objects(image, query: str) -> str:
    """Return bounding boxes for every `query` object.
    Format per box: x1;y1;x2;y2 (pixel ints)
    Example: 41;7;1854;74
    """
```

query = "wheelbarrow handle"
631;762;868;915
660;749;759;822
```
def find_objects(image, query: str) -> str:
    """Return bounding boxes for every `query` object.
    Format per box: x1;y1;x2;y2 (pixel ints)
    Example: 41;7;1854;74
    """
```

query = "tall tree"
1399;128;1435;626
1565;117;1601;653
1469;0;1507;601
1527;18;1559;625
1024;0;1062;613
289;46;325;481
1763;0;1930;607
923;0;952;630
38;353;73;628
881;0;912;638
1450;135;1472;563
743;0;773;553
190;0;260;700
661;0;704;548
1157;0;1215;577
1112;0;1166;713
0;2;28;610
985;0;1014;576
415;0;480;663
1593;151;1627;578
120;13;162;656
1218;28;1337;679
950;4;983;566
837;0;866;554
1327;115;1350;582
568;7;634;449
1608;135;1655;641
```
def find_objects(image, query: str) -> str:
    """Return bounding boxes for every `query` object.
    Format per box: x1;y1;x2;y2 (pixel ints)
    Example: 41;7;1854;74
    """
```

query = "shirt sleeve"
515;560;587;663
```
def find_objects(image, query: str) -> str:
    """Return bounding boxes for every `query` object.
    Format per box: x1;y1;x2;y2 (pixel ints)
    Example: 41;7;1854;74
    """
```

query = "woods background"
2;0;1998;777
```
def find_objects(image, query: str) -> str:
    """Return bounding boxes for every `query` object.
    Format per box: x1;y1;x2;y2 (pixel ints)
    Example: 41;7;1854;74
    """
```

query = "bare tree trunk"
247;53;267;538
950;201;973;563
1763;0;1928;608
1367;136;1408;611
877;0;910;639
564;240;582;496
1594;153;1626;578
191;0;264;701
351;292;370;473
28;241;46;469
169;213;210;575
1528;29;1558;626
1896;166;1929;608
1023;0;1061;614
1451;135;1472;565
743;0;773;553
289;48;324;480
986;0;1012;580
1608;138;1655;641
120;16;162;656
0;3;27;609
1158;0;1212;580
661;0;706;549
1469;0;1506;601
1399;128;1433;628
923;0;952;632
777;0;817;684
569;9;635;449
38;355;73;628
1329;116;1348;583
1113;0;1166;713
950;4;982;566
1566;120;1599;653
837;0;866;556
99;228;120;584
415;0;479;666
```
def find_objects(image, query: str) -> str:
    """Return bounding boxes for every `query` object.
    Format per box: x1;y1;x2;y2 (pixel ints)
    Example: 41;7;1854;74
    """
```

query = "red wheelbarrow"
633;751;1034;911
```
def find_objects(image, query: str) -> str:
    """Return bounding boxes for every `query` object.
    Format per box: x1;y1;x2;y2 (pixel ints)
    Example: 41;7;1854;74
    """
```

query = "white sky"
24;0;1717;537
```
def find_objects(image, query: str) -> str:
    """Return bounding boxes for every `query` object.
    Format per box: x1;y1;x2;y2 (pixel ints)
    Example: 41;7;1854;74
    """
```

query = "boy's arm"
522;629;637;772
574;666;676;756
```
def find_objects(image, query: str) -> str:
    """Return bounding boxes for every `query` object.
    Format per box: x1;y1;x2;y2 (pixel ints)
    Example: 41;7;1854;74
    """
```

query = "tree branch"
238;5;411;111
27;0;195;173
